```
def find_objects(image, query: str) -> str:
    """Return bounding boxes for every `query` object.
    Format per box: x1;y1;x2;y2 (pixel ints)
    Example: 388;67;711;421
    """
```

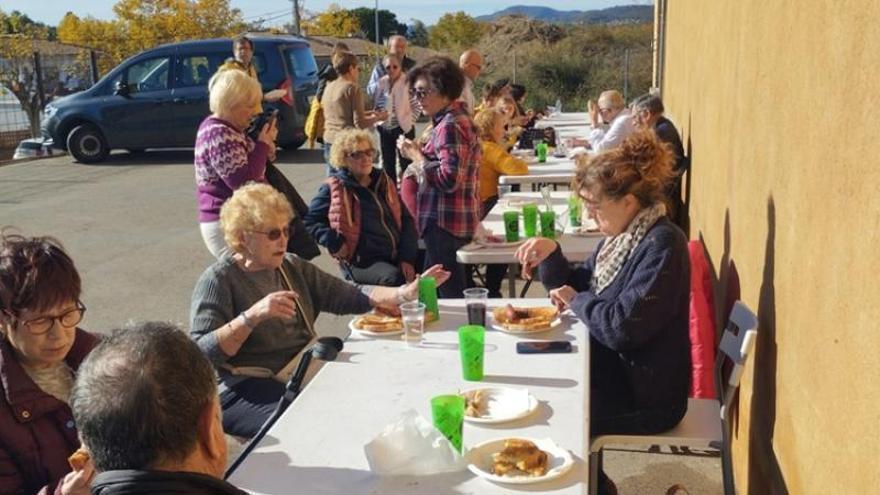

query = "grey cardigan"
190;254;371;378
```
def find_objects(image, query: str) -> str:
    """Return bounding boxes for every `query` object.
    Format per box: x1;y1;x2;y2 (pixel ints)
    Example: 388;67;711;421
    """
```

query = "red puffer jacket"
0;328;98;495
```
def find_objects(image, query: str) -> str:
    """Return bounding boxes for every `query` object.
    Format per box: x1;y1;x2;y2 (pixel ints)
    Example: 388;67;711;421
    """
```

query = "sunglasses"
249;226;290;241
346;149;376;160
410;87;436;100
7;302;87;336
384;64;399;70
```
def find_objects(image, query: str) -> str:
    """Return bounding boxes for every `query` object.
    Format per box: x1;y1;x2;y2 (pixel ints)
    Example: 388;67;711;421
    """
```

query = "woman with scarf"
514;131;690;495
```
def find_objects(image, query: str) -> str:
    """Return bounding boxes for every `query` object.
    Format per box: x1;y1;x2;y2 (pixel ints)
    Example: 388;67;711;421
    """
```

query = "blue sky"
5;1;651;27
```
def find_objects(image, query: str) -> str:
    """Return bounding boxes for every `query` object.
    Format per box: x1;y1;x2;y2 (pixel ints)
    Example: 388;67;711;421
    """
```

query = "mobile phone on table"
516;341;572;354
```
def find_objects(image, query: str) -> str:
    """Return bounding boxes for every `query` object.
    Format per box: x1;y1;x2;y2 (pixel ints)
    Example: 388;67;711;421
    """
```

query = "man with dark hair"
219;34;285;103
71;322;245;494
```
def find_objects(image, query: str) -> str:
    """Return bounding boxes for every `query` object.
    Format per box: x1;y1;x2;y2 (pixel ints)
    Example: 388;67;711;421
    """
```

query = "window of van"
284;45;318;82
125;57;170;93
175;53;228;88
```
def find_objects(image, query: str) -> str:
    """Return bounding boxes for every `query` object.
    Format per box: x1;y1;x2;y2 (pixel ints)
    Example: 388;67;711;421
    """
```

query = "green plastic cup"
502;211;520;242
540;210;556;239
458;325;485;381
536;141;548;163
418;276;439;322
431;394;465;452
522;203;538;237
568;194;582;227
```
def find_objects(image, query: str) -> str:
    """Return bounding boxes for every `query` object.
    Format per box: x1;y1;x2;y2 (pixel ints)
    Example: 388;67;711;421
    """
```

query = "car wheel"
67;124;109;163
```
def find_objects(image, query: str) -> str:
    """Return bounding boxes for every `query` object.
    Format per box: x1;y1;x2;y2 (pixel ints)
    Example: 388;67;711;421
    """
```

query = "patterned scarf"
591;202;667;294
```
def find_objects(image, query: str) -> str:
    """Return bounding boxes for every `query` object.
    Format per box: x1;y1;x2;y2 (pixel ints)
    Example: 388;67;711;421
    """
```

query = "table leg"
507;263;517;298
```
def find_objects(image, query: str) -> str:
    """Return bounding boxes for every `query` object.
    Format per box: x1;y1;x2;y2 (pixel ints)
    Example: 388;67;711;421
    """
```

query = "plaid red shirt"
416;101;481;238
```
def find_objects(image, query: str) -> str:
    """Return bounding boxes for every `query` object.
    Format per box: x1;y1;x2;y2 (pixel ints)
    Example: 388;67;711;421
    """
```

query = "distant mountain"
475;4;653;24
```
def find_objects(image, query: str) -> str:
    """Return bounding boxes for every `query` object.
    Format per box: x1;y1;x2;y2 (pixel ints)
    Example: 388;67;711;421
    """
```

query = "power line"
243;8;290;20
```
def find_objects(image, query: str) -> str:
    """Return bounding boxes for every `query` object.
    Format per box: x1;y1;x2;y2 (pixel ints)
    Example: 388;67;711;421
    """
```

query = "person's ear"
197;398;227;475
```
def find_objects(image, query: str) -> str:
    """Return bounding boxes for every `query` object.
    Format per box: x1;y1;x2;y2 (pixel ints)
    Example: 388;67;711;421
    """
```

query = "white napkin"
364;409;467;475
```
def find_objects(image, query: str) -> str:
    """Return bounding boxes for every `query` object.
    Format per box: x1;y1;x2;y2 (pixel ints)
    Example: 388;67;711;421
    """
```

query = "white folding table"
457;192;603;297
227;299;592;494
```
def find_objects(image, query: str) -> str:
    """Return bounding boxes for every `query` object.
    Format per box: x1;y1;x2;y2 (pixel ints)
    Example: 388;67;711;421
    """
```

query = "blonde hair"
329;129;376;169
573;130;674;207
220;183;293;253
474;108;503;141
208;69;261;115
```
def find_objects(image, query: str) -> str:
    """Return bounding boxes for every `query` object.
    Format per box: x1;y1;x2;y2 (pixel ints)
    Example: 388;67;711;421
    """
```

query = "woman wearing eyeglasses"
304;129;418;286
368;54;415;184
191;183;448;438
514;132;690;495
0;232;98;495
397;56;481;299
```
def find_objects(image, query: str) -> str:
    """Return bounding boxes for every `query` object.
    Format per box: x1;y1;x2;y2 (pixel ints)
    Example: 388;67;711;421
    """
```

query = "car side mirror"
113;81;130;97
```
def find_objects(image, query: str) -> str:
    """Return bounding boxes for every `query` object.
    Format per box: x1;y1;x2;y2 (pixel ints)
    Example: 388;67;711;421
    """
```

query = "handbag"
264;163;321;260
518;126;557;149
304;97;324;149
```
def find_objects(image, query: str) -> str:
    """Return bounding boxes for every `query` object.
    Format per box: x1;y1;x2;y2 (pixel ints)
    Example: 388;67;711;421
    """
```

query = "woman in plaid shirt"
398;57;481;298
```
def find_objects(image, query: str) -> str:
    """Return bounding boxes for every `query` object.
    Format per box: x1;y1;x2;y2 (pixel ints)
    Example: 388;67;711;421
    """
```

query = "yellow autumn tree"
429;11;484;53
301;4;360;37
58;0;247;73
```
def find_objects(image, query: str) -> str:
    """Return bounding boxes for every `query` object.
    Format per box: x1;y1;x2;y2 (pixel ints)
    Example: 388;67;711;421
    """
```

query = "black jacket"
91;470;246;495
539;218;691;413
304;168;418;267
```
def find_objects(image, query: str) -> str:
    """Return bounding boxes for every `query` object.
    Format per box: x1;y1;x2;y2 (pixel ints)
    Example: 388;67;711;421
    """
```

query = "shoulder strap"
278;263;316;338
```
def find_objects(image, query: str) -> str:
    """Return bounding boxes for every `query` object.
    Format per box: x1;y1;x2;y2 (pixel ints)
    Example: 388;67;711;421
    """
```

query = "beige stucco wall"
660;1;880;493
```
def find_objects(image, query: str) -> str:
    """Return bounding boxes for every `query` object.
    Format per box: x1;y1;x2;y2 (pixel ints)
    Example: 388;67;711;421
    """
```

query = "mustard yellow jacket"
478;140;529;201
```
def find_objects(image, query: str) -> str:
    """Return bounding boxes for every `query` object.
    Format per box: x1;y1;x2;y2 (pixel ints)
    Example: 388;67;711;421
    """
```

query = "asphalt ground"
0;147;721;494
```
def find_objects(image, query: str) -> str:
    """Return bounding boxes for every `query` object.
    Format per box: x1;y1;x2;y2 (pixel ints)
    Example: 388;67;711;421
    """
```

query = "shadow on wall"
747;196;789;494
682;113;692;237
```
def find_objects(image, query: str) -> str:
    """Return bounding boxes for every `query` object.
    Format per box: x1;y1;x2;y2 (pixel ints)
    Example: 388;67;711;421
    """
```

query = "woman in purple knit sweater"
195;69;278;258
515;131;690;495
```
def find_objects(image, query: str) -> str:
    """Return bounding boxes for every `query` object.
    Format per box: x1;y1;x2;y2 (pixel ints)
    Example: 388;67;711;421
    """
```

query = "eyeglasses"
410;87;436;100
346;149;376;160
8;302;87;336
249;226;290;241
582;196;611;212
384;64;399;71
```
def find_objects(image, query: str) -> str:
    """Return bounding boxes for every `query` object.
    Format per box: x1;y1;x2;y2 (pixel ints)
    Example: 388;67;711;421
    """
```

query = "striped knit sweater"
194;116;269;222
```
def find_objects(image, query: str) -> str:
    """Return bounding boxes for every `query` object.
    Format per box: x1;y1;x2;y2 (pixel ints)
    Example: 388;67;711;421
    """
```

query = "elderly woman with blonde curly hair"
190;183;448;438
304;129;418;286
514;131;690;495
194;68;278;259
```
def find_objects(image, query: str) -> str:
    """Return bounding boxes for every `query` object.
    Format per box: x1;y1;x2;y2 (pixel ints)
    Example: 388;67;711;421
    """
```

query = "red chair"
688;240;716;399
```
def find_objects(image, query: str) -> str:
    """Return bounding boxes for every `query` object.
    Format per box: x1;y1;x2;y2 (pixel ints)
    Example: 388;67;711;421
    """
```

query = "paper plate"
491;318;562;335
348;316;404;337
475;238;525;249
467;437;574;485
461;387;539;424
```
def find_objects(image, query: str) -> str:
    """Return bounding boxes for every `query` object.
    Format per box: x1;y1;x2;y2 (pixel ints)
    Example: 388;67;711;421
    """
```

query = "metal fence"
0;40;100;150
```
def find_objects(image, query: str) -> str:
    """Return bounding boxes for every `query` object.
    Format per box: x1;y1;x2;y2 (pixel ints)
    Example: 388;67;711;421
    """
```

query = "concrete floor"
0;147;722;494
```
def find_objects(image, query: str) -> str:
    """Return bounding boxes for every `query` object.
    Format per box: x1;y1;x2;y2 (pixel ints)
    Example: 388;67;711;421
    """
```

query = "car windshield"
284;45;318;84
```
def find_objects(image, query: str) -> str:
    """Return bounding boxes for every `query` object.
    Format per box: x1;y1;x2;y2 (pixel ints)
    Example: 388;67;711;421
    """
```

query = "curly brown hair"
573;130;674;207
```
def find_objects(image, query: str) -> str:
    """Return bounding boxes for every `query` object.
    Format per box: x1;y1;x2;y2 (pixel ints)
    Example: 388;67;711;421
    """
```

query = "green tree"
301;3;360;37
0;9;62;136
428;12;483;53
348;7;407;43
408;19;429;47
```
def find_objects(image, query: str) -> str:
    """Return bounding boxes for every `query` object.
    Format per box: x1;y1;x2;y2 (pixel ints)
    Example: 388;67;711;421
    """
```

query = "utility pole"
290;0;301;35
374;0;381;63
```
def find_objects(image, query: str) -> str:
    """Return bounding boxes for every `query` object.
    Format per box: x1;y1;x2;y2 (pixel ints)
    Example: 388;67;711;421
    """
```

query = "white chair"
588;301;758;495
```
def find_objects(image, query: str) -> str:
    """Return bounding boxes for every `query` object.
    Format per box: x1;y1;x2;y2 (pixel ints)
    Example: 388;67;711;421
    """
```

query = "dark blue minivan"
41;34;318;163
